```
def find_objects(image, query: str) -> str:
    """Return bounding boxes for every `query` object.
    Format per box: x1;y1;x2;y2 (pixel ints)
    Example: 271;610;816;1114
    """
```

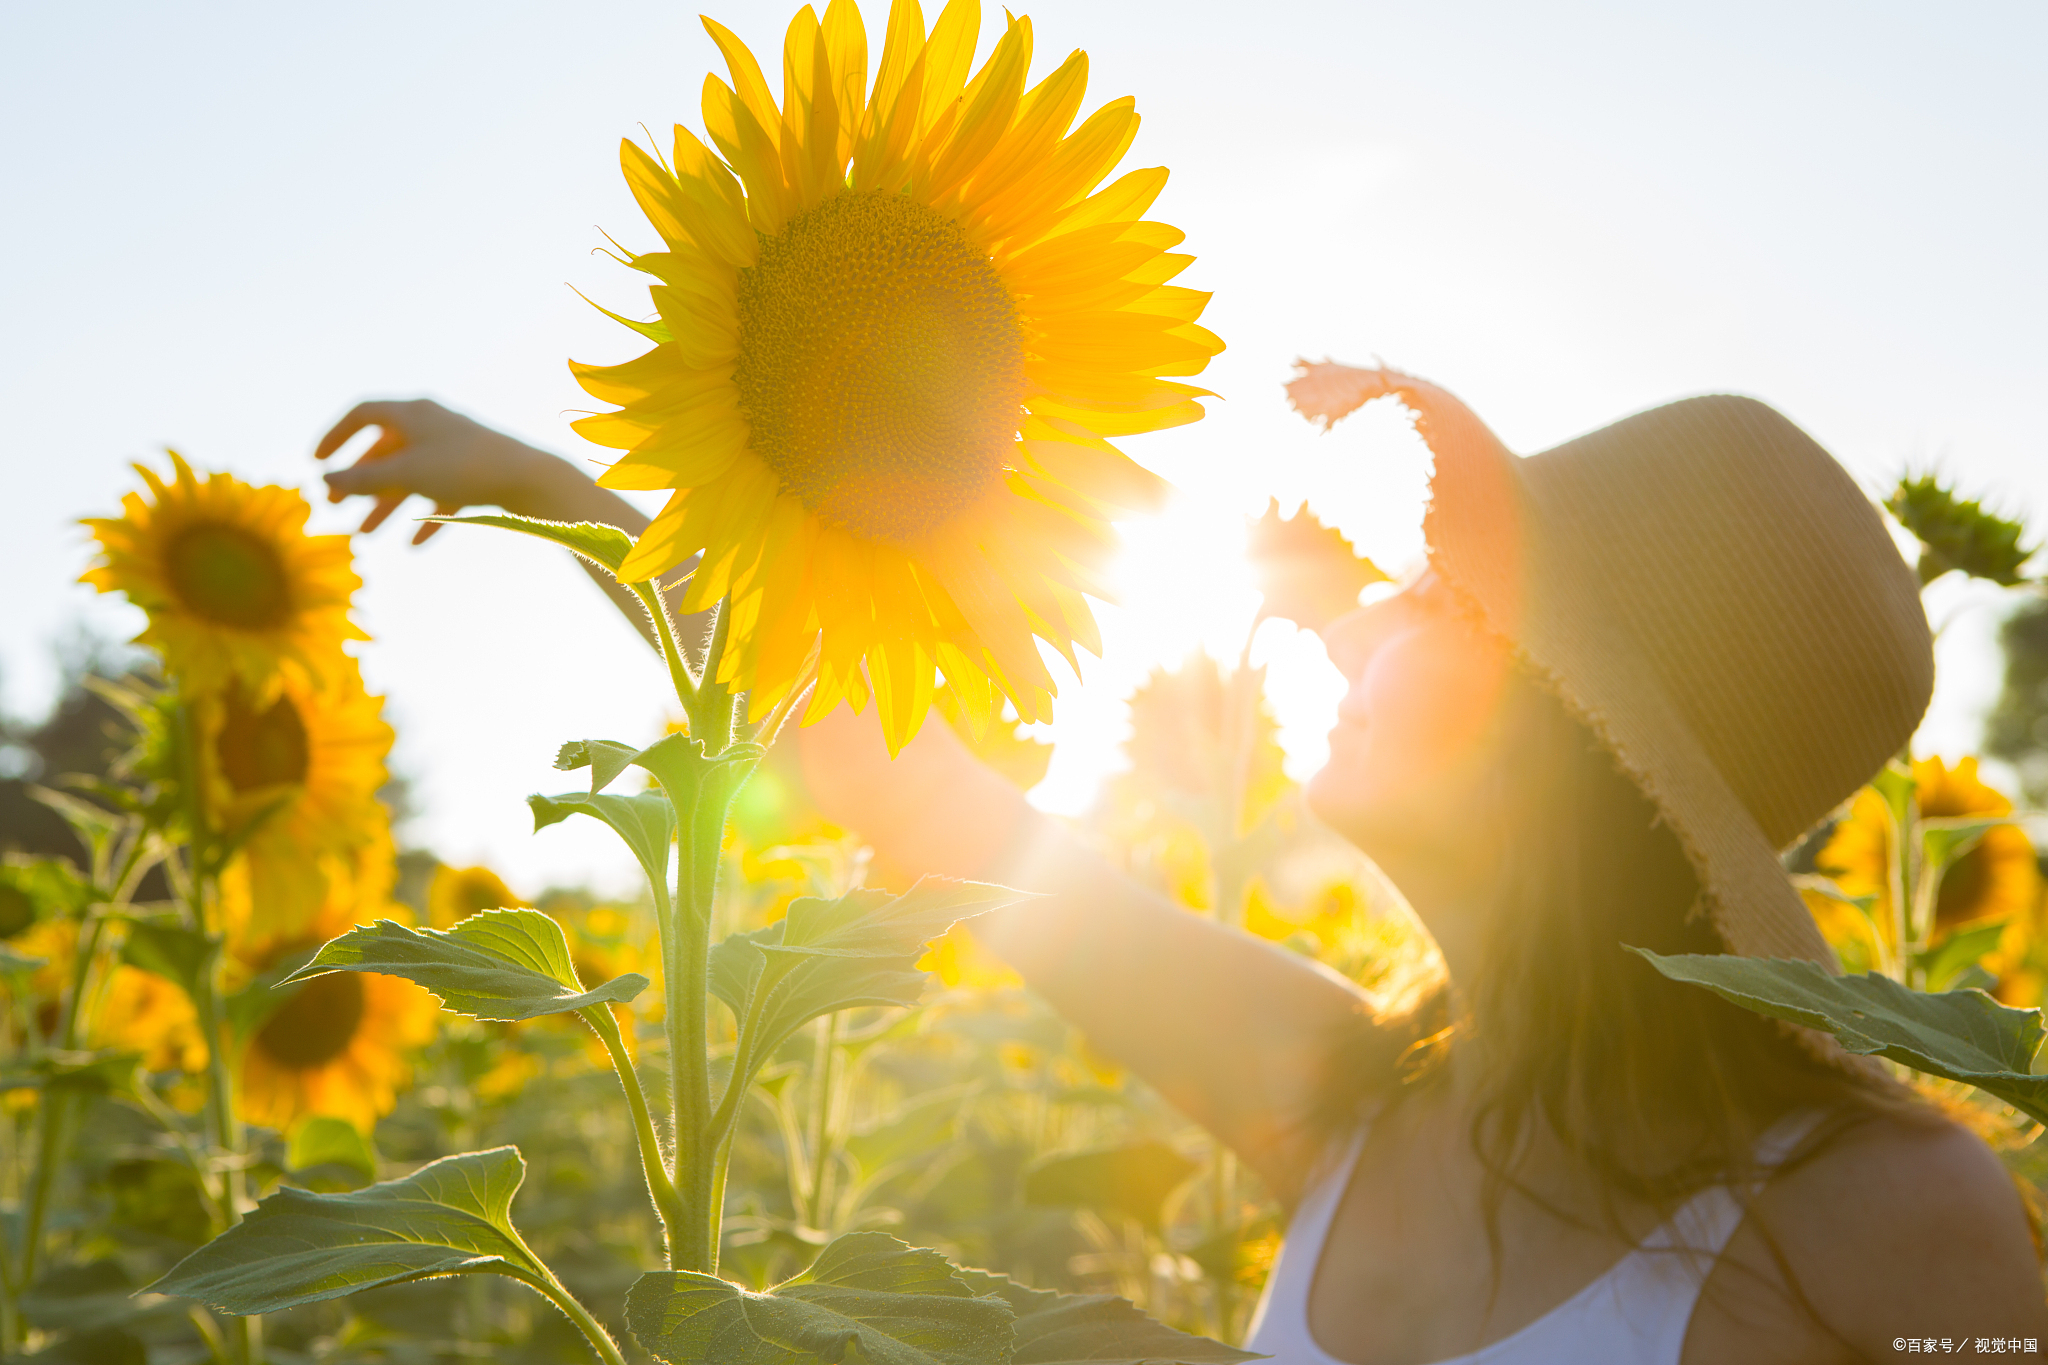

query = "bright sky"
4;1;2043;897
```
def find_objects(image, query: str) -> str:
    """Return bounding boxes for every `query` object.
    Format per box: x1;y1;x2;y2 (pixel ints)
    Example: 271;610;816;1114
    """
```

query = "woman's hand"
314;398;590;544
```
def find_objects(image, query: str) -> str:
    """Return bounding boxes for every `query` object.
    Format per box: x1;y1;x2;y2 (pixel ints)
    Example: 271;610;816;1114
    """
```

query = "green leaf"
773;878;1025;960
151;1147;548;1314
1021;1141;1200;1231
1915;919;2012;994
119;918;217;1000
556;738;647;796
0;1050;140;1097
710;925;928;1061
0;855;94;935
19;1259;171;1332
956;1270;1264;1365
0;940;47;975
1870;761;1917;835
624;1232;1014;1365
1922;815;2012;879
530;791;673;904
428;513;636;577
288;1115;379;1187
283;910;648;1023
1631;950;2048;1123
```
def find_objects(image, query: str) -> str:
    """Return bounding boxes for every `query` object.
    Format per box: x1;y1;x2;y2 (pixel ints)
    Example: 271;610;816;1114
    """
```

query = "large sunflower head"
1818;754;2040;943
573;0;1222;751
202;656;394;936
82;453;367;698
237;894;437;1135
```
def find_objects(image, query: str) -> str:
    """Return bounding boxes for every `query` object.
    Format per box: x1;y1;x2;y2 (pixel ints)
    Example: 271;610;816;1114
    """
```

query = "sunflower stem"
172;697;256;1363
580;1004;685;1250
526;1265;630;1365
631;580;699;715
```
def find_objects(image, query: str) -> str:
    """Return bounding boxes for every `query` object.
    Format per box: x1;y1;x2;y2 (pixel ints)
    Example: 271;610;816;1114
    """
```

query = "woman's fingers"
412;502;459;545
358;491;409;535
314;400;409;462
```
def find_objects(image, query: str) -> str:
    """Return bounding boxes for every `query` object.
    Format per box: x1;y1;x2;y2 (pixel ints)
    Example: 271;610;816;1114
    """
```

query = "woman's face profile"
1306;571;1515;860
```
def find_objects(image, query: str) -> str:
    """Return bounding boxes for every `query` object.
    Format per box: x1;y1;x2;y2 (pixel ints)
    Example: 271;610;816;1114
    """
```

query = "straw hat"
1287;363;1934;969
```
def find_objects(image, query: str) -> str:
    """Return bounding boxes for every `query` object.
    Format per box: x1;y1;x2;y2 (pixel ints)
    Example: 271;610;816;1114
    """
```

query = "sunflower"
200;656;394;935
572;0;1222;751
237;888;438;1135
428;863;527;930
5;921;209;1075
82;453;366;699
1817;755;2040;946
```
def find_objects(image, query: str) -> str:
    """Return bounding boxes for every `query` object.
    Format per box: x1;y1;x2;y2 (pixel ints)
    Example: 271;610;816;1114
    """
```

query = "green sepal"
955;1269;1265;1364
150;1147;548;1314
1021;1141;1201;1231
119;918;218;1001
1630;949;2048;1124
426;513;636;578
282;909;648;1023
530;791;674;909
624;1232;1014;1365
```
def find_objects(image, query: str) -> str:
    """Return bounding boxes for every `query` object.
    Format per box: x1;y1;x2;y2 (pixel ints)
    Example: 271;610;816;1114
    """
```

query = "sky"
3;1;2043;897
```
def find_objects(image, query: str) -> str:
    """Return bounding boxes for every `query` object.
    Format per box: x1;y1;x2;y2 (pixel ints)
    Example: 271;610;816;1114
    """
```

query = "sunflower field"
5;2;2048;1363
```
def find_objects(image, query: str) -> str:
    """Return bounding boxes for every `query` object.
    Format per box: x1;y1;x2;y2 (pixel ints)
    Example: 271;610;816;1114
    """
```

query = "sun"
572;0;1222;751
82;452;366;699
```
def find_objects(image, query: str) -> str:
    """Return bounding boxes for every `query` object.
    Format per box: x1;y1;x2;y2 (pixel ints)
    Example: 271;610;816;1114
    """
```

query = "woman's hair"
1319;664;1941;1327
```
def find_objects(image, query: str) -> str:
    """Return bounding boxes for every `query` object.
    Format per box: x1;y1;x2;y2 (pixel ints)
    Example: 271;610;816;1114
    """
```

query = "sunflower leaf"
119;918;218;1001
1021;1141;1201;1232
624;1232;1014;1365
954;1269;1265;1364
287;1115;380;1187
428;513;637;578
0;1050;141;1096
1630;950;2048;1124
151;1147;548;1314
710;924;929;1064
529;791;673;905
554;739;645;795
283;910;648;1023
770;878;1025;960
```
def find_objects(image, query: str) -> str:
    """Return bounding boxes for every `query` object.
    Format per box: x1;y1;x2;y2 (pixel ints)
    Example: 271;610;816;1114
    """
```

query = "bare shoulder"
1689;1112;2047;1363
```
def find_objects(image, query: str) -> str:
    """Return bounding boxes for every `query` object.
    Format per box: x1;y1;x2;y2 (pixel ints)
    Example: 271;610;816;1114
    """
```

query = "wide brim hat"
1287;362;1934;971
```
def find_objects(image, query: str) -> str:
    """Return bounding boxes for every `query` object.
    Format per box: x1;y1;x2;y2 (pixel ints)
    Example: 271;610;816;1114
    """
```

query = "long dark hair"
1319;667;1938;1329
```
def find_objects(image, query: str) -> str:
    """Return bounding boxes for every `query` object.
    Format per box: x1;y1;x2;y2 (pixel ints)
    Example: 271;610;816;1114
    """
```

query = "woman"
318;373;2047;1361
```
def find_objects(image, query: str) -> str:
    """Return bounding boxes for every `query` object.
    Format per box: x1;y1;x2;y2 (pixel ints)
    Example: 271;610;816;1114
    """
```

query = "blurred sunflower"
237;893;438;1134
1118;654;1289;836
82;453;366;699
428;863;526;930
1246;499;1389;634
574;0;1221;751
1818;755;2039;946
200;657;394;934
5;921;208;1075
551;901;658;1061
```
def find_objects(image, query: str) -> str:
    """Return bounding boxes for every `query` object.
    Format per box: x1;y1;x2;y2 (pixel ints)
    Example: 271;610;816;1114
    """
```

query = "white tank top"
1242;1107;1825;1365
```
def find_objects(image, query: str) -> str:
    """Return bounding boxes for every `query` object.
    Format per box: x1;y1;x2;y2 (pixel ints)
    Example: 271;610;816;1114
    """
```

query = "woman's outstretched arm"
315;398;704;654
797;704;1383;1205
318;398;1385;1202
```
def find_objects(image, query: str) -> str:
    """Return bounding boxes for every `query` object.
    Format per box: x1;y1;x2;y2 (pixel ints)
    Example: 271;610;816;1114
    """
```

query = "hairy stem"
527;1269;629;1365
582;1005;684;1248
